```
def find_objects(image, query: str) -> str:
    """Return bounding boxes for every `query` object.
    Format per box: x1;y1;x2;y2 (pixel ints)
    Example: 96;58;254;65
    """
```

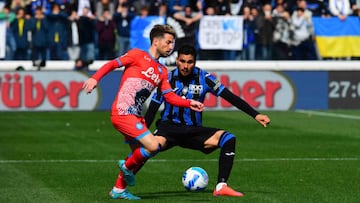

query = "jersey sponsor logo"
141;67;161;84
189;84;203;94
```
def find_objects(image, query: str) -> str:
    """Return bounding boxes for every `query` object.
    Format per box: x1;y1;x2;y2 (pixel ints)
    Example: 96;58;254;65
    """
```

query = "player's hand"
82;78;98;94
255;114;270;127
189;100;204;112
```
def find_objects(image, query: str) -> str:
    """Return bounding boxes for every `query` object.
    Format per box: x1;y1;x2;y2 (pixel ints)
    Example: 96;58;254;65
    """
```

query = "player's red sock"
125;147;151;170
114;172;127;189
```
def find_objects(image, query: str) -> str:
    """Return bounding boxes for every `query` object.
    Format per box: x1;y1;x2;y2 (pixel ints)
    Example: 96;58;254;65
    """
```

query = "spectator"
138;5;149;17
242;0;260;9
329;0;352;20
167;0;188;16
131;0;150;14
95;0;115;19
73;58;88;71
10;0;28;13
241;5;256;60
148;0;165;16
30;6;48;67
96;9;116;60
290;7;317;60
113;1;134;56
158;3;167;17
73;0;96;17
188;0;203;12
78;6;95;64
11;7;31;60
272;3;291;60
173;5;203;49
254;3;274;60
351;0;360;15
47;3;69;60
67;10;80;60
0;5;16;60
290;0;317;60
216;0;231;15
230;0;243;15
30;0;51;15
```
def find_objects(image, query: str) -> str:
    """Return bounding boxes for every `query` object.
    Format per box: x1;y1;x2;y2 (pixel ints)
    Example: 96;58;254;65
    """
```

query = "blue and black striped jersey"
150;67;225;126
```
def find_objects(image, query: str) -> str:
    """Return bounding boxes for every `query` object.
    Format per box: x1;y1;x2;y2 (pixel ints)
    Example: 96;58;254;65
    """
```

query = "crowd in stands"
0;0;359;68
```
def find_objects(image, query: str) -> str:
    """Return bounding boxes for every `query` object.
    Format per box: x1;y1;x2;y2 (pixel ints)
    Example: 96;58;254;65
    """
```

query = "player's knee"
142;143;161;158
218;132;236;148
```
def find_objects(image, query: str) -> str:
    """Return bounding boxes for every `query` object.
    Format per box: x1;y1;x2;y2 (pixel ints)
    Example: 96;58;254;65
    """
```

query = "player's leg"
110;142;143;199
132;135;168;175
204;130;244;197
109;115;153;199
122;132;161;172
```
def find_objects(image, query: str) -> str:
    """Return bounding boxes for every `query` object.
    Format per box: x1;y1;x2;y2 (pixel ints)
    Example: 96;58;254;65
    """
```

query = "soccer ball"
182;167;209;191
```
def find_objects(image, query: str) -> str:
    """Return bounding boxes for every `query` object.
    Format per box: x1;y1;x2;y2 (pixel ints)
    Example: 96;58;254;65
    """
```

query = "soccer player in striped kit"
82;25;204;200
145;45;270;197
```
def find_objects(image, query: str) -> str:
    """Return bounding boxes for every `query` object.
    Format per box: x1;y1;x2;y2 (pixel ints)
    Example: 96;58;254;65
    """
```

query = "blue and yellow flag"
313;17;360;58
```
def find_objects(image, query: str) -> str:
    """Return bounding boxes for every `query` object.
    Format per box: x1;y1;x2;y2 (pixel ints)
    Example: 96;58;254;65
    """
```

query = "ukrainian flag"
313;17;360;58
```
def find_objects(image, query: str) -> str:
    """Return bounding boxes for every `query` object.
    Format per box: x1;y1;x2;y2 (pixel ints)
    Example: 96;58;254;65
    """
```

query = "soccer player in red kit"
82;24;204;200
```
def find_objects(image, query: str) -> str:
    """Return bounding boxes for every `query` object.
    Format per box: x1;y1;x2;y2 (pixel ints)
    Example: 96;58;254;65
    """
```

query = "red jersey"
91;48;190;116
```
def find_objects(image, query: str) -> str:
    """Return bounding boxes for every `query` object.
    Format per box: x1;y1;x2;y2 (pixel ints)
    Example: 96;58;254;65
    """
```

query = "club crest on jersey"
157;66;162;74
189;84;203;94
136;122;144;130
141;67;161;84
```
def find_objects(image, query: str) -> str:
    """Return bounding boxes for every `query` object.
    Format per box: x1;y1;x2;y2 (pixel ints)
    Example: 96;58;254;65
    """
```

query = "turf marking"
296;110;360;120
0;157;359;164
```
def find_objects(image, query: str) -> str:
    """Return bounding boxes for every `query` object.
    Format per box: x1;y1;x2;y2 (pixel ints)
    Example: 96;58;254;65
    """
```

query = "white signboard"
0;21;6;58
198;16;243;50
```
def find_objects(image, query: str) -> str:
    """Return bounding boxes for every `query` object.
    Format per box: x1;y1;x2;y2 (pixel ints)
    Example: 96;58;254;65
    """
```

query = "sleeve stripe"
116;57;122;67
162;88;172;95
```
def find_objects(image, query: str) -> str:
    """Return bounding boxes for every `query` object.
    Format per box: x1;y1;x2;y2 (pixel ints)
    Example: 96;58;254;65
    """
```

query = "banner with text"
198;16;243;50
2;70;360;111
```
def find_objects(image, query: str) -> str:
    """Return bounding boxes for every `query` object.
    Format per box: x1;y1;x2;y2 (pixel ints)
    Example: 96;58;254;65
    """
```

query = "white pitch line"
296;110;360;120
0;158;359;164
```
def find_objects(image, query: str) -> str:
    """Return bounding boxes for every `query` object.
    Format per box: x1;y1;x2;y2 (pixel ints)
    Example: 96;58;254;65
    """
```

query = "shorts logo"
136;122;144;130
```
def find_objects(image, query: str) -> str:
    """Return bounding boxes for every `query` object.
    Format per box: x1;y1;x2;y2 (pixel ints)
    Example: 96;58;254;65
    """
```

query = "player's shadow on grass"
138;189;212;200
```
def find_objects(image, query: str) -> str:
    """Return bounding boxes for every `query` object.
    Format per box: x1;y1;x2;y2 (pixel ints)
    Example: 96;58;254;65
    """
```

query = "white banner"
198;16;243;50
0;21;6;58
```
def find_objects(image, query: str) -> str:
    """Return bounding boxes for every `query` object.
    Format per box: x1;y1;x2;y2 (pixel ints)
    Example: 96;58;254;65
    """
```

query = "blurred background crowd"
0;0;359;69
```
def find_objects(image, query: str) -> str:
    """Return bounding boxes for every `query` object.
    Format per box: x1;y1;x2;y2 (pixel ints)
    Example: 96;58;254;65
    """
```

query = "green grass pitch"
0;110;360;203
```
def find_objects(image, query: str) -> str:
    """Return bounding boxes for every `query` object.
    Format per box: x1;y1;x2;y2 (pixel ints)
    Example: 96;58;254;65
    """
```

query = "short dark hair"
178;45;197;59
150;24;176;44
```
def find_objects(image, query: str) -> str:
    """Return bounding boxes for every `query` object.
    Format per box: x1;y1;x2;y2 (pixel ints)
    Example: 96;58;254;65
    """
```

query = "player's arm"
82;59;120;94
204;73;270;127
219;88;270;127
163;90;203;112
144;88;163;127
82;50;135;94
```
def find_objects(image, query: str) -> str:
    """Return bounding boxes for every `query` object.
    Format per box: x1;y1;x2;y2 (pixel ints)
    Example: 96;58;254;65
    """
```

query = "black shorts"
154;120;221;154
